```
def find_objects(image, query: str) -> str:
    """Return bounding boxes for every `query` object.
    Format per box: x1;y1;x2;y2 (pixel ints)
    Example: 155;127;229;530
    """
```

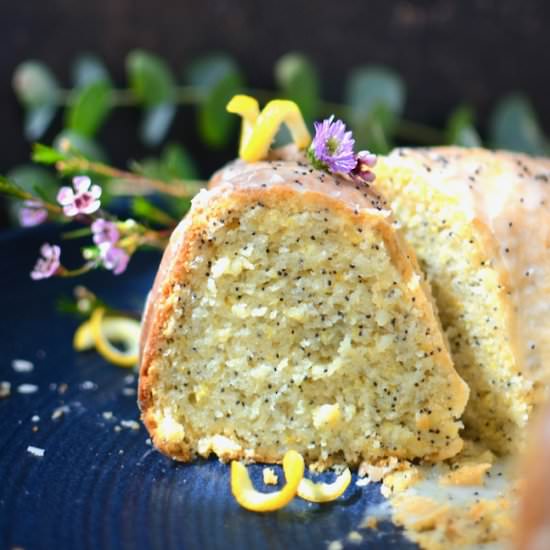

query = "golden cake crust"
139;149;469;464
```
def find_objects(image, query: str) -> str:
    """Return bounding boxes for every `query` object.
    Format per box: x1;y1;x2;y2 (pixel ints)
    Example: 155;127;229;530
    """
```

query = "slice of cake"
376;146;549;453
138;150;469;468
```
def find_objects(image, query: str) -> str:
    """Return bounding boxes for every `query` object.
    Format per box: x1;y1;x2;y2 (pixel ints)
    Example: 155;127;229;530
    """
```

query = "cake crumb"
17;384;38;394
438;462;492;486
31;415;40;422
327;541;343;550
27;446;45;457
362;516;378;529
51;406;69;421
102;411;114;420
347;531;363;544
120;420;140;431
80;380;97;391
58;383;68;395
358;456;400;482
262;467;278;485
122;387;136;396
0;382;11;398
12;359;34;373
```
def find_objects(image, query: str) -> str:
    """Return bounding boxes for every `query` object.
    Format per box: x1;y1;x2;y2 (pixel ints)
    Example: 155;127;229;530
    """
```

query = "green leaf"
489;94;548;155
274;53;320;123
132;197;176;226
32;143;68;165
345;66;405;152
66;80;112;137
53;130;107;162
187;54;244;148
127;50;176;105
161;143;199;180
0;175;28;200
140;103;176;146
72;54;111;88
445;105;482;147
13;61;60;140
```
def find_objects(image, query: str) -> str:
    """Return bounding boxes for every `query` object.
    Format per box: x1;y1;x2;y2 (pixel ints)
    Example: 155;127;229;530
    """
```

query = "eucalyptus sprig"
11;51;550;156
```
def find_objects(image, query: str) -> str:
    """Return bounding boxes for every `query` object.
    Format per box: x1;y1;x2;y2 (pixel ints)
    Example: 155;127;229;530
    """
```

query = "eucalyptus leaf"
187;54;244;148
445;105;482;147
161;143;198;180
132;197;176;226
489;94;549;155
13;61;60;107
0;175;28;200
13;61;61;139
346;66;405;151
72;54;111;88
134;143;198;181
127;50;176;106
24;105;57;141
7;165;59;200
67;80;112;137
53;130;107;162
5;165;59;225
274;53;320;123
140;103;176;146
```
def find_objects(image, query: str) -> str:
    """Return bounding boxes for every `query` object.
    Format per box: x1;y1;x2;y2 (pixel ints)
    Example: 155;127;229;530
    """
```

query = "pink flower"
99;243;129;275
19;200;48;227
91;219;119;246
351;150;377;183
31;243;61;280
57;176;102;217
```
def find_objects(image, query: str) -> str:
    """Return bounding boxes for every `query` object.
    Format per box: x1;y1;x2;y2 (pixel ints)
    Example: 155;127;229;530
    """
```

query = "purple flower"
99;243;129;276
19;200;48;227
57;176;102;217
351;150;377;183
91;219;119;246
308;116;357;174
31;243;61;280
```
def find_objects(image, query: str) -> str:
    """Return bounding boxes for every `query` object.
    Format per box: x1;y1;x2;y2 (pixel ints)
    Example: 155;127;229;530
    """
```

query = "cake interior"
375;165;531;453
146;194;464;466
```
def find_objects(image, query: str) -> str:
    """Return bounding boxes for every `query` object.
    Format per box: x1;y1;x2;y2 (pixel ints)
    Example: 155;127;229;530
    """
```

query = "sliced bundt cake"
138;149;469;468
376;147;549;453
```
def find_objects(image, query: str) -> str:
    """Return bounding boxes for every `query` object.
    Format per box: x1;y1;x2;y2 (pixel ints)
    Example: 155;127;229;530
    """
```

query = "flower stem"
56;158;204;198
58;262;97;278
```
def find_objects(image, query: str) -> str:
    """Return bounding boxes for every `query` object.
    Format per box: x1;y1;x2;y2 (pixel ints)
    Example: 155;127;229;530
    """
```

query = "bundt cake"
138;147;469;468
375;147;550;453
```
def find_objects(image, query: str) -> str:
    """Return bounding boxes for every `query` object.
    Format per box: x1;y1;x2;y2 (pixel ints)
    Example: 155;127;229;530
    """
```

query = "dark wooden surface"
1;0;549;221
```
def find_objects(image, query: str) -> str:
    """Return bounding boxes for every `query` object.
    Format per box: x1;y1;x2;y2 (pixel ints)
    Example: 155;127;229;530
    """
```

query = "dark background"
1;0;550;222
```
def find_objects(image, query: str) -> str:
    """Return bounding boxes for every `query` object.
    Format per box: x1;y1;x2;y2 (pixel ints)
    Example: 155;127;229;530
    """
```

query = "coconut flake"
27;446;45;457
12;359;34;373
17;384;38;394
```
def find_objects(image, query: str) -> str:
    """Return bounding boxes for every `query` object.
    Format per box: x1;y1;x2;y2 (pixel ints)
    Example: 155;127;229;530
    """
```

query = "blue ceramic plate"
0;225;417;550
